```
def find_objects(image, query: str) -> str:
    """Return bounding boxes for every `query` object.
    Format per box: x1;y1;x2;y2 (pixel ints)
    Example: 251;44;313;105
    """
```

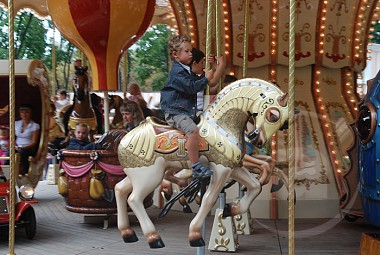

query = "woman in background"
120;101;145;131
15;104;40;175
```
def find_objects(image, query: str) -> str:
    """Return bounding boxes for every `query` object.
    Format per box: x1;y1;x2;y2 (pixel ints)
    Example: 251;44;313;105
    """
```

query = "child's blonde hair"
168;35;191;60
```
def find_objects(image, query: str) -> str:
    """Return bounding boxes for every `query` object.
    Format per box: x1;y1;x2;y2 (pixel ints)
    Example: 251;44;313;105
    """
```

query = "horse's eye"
265;108;280;123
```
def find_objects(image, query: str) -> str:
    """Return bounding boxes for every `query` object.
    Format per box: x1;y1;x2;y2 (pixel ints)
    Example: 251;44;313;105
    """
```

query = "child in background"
67;123;100;150
160;35;216;179
0;128;9;165
191;48;225;112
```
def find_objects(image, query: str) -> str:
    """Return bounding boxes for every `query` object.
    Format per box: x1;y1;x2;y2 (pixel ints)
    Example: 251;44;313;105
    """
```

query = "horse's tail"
93;105;104;134
271;167;291;194
62;104;75;136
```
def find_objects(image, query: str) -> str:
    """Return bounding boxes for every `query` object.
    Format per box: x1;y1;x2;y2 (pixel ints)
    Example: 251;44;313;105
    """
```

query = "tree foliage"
129;24;172;91
1;8;172;93
0;9;47;60
0;9;78;91
370;21;380;44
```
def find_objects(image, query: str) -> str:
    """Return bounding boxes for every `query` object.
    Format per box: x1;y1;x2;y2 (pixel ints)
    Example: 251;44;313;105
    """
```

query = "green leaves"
129;24;172;91
370;21;380;44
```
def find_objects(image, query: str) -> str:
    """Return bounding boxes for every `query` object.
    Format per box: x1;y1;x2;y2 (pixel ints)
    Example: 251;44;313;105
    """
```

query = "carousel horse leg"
188;163;232;247
161;179;173;201
115;177;138;243
179;196;193;213
126;164;166;249
223;167;262;217
163;168;195;213
159;178;200;218
243;154;273;186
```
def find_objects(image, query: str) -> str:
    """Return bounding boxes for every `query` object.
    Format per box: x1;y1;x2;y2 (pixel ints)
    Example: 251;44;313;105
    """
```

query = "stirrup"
192;164;213;178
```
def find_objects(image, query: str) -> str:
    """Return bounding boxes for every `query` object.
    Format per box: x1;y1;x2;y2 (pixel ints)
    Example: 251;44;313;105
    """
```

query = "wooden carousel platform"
0;181;379;255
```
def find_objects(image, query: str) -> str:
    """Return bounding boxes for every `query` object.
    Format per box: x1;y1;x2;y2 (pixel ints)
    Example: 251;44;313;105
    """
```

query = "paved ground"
1;181;379;255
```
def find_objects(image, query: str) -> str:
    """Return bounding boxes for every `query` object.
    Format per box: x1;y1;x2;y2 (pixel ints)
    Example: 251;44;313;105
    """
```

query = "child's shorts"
164;114;197;136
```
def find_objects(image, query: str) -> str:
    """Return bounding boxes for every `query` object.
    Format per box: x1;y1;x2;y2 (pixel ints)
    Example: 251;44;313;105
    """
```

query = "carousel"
2;0;380;254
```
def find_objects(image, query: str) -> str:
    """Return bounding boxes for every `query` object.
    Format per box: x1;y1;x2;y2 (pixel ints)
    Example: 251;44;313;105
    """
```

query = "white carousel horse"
115;78;289;248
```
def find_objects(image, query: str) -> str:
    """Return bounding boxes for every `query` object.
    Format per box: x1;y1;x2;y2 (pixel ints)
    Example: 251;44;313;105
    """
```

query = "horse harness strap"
68;116;97;131
122;115;244;164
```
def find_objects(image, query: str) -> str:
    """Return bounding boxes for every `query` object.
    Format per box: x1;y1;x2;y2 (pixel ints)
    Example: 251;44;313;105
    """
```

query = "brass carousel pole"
288;0;296;254
123;51;128;100
199;3;214;254
215;0;222;92
243;0;249;78
7;0;16;254
81;51;87;67
204;0;214;91
52;27;57;96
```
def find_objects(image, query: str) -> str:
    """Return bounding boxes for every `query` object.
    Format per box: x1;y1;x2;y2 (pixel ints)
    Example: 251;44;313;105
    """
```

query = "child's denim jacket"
160;61;209;118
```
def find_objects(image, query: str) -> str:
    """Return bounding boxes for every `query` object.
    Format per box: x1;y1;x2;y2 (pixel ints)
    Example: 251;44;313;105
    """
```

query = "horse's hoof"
148;238;165;248
222;203;232;217
189;238;205;247
183;204;193;213
121;229;139;243
162;190;172;200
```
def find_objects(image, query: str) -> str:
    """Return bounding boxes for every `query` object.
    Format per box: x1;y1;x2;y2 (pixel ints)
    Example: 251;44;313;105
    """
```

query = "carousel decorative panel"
277;0;318;67
276;66;331;189
230;0;271;68
321;0;358;68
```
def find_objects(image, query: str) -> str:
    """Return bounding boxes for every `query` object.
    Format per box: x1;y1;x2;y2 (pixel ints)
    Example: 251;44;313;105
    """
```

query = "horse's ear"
278;93;289;107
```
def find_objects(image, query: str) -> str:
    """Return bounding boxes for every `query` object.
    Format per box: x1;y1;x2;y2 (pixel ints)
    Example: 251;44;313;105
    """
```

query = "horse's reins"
247;111;260;143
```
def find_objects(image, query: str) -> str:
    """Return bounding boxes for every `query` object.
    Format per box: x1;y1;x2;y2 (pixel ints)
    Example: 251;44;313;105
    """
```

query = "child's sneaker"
192;162;213;178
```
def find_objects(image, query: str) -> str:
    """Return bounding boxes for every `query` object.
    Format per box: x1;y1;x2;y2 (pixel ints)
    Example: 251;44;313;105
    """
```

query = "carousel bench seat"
57;130;153;214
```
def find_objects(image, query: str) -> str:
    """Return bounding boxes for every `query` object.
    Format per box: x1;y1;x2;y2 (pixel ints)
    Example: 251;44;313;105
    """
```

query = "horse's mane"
204;78;283;116
75;66;88;75
219;78;283;95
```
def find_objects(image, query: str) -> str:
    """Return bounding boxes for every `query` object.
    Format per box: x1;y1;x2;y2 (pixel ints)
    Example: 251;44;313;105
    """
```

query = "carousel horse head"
73;66;89;102
203;78;289;150
109;94;124;110
108;94;125;129
244;90;289;148
65;65;101;136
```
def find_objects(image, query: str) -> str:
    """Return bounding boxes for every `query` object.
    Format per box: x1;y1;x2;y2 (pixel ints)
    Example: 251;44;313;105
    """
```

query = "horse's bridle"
73;66;88;101
247;111;260;143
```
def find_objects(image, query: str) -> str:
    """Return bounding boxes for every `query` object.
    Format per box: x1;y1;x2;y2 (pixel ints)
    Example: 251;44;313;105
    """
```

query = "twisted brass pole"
205;0;214;95
215;0;222;92
52;27;57;96
288;0;296;254
123;51;128;100
7;0;16;254
243;0;249;78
